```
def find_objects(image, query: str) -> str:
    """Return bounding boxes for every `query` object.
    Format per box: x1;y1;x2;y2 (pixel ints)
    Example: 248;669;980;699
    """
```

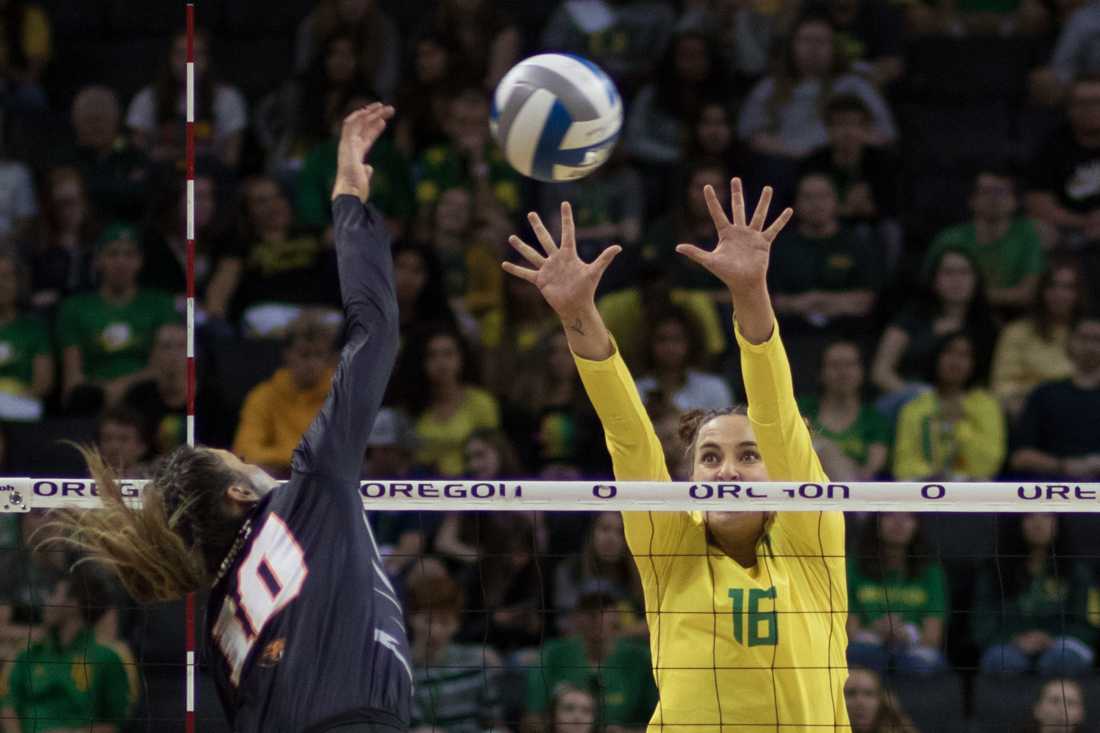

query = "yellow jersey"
574;320;850;732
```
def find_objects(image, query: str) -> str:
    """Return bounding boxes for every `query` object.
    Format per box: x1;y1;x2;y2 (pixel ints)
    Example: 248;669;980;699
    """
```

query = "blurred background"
1;0;1100;730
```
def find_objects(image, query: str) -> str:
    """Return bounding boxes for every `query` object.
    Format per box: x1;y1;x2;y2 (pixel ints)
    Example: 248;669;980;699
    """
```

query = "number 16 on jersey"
729;587;778;647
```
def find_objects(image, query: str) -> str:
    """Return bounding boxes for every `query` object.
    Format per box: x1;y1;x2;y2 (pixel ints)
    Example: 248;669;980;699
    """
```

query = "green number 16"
728;587;778;647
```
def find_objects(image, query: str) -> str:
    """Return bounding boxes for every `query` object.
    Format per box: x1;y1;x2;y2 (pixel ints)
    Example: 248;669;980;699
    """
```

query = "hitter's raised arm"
294;104;400;484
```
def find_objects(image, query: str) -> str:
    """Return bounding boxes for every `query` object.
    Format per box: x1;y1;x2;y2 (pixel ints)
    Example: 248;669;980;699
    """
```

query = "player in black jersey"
52;103;412;733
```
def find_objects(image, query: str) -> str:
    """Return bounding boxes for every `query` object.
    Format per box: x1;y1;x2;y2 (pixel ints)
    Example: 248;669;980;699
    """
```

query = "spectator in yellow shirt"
894;331;1006;480
396;325;499;476
231;310;338;476
991;257;1083;419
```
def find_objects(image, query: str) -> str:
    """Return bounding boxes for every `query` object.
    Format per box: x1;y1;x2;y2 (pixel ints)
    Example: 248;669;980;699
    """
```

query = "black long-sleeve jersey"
206;197;412;732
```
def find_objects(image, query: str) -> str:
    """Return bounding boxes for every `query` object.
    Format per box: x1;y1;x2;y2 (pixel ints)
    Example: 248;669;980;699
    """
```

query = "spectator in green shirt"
924;167;1046;317
769;172;880;335
524;582;657;732
0;566;136;733
413;86;521;234
769;171;881;388
798;339;889;481
0;247;52;421
295;95;414;240
56;223;177;415
847;513;948;676
975;513;1097;676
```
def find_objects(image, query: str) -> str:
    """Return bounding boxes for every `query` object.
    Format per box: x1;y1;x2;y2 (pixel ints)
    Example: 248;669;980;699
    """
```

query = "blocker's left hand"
675;177;792;294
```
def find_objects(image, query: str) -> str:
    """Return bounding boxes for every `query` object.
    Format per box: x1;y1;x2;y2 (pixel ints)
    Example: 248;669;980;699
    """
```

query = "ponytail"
45;444;243;603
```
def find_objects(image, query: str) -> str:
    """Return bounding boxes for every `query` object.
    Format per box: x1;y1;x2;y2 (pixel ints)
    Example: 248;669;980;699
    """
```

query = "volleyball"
490;53;623;182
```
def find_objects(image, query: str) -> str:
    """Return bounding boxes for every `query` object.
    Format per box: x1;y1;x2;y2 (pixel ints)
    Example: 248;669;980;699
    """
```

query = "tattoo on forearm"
569;318;585;335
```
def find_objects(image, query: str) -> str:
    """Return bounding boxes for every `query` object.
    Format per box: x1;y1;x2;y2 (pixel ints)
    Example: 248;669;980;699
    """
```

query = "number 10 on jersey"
728;587;778;647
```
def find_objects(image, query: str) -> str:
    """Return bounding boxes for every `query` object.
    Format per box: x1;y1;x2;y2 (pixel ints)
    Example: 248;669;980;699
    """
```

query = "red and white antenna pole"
184;3;197;732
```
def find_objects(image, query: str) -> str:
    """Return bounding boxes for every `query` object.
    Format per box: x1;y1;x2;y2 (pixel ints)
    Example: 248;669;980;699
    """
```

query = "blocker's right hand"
502;202;621;320
332;102;395;204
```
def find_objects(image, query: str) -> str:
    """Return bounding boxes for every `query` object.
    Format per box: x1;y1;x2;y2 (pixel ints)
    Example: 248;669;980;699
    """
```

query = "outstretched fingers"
560;202;576;251
675;243;711;268
703;185;730;231
508;235;546;267
501;261;539;284
763;207;795;242
591;244;622;278
527;211;559;254
342;102;380;129
749;186;773;231
730;177;747;227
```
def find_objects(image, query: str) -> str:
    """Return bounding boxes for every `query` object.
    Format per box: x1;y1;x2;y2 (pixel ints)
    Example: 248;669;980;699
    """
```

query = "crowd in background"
0;0;1099;730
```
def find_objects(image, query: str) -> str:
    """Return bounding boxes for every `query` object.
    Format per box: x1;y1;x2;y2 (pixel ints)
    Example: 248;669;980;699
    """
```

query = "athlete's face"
844;668;881;731
553;689;596;733
694;415;772;552
691;415;767;483
1034;679;1084;729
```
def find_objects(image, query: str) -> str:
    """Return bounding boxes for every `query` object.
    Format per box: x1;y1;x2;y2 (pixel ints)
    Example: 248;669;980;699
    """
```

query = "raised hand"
502;202;621;322
332;102;396;204
676;178;793;294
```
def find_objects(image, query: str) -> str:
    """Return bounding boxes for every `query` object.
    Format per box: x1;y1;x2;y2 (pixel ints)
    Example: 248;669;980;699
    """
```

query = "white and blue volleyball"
490;53;623;182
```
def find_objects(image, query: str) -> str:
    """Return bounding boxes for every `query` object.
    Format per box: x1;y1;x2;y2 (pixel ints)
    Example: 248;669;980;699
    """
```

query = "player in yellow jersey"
503;179;850;732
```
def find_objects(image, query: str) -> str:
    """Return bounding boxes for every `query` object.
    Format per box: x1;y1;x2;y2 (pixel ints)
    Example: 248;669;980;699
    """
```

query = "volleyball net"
2;480;1099;733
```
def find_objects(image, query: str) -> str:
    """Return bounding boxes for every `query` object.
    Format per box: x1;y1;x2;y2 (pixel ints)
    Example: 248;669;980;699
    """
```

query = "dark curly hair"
678;406;749;465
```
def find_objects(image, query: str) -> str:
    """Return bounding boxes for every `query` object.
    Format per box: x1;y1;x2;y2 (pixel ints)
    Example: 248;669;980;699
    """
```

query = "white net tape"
4;478;1099;512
